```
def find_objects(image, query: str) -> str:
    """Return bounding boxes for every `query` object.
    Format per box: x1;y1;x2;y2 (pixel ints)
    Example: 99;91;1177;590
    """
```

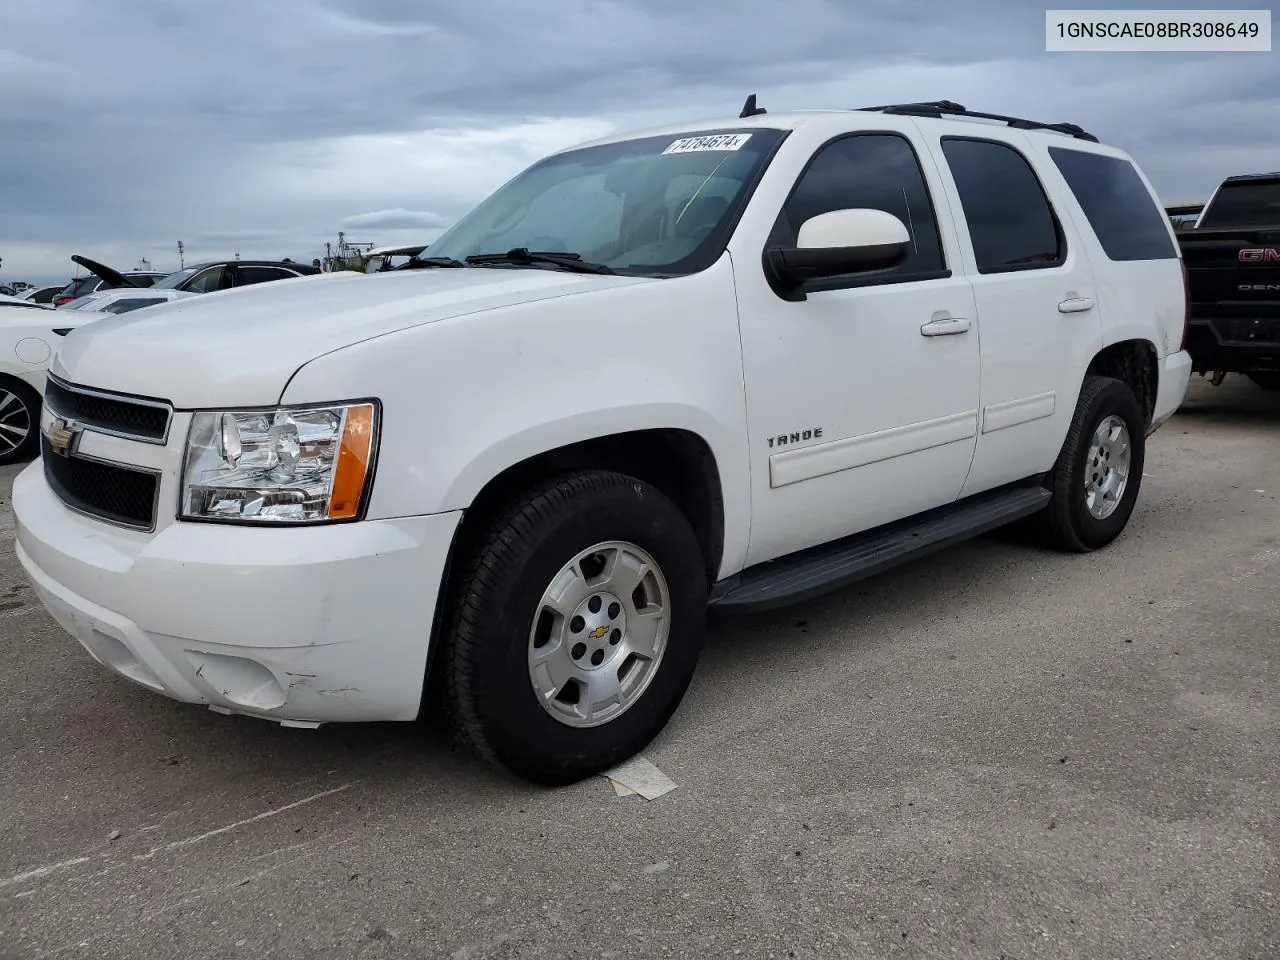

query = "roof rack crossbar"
855;101;1098;142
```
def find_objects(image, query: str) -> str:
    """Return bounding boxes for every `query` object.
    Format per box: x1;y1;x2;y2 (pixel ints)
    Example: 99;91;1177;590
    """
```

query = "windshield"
61;294;104;311
420;128;787;276
151;267;199;289
1198;180;1280;229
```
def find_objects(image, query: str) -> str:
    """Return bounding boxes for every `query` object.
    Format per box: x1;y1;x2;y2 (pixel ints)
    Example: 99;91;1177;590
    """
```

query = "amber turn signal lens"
328;404;376;519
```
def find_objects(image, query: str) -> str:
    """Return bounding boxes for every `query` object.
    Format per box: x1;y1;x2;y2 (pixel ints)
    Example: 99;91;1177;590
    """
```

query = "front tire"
1032;375;1146;552
0;378;41;466
1247;371;1280;391
441;470;708;786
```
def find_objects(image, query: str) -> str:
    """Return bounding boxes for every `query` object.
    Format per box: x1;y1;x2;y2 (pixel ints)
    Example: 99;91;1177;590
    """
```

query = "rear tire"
0;378;41;466
1247;371;1280;391
441;470;708;786
1030;375;1146;552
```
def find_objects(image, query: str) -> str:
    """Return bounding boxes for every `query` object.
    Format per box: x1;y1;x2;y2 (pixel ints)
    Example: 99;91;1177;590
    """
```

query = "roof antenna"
739;93;767;118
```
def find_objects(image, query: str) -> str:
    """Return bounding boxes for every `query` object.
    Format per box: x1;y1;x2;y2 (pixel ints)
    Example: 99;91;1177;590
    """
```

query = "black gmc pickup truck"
1178;171;1280;390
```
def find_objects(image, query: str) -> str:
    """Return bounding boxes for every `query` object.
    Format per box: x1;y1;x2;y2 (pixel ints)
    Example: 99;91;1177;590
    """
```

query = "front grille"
42;437;159;530
1210;317;1280;345
44;377;171;442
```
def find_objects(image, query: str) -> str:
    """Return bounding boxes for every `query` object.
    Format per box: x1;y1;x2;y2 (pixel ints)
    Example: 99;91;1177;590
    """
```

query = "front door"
734;129;982;566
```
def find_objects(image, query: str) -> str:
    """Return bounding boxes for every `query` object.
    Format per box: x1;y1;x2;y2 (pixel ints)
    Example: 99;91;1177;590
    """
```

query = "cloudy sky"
1;0;1275;284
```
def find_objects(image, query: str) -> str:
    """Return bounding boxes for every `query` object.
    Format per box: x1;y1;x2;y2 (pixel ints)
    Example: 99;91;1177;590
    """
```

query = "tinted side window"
774;133;945;277
941;138;1064;273
1048;148;1177;260
235;266;293;286
182;266;227;293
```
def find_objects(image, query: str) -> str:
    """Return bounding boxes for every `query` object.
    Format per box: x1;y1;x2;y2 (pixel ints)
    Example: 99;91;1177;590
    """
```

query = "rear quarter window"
1048;148;1177;261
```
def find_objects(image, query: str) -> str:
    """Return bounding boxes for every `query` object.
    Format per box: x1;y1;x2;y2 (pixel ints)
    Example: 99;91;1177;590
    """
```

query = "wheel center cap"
570;592;627;670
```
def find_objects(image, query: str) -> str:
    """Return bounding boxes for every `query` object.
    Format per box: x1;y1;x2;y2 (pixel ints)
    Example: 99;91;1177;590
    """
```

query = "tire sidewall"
1063;381;1146;549
471;480;707;781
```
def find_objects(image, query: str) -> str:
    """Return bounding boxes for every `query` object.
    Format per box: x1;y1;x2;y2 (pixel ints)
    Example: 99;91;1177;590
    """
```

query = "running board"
708;485;1052;613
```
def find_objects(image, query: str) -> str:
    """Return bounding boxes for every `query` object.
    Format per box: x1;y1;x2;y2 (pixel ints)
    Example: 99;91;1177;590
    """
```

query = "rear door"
1042;144;1186;360
923;131;1103;497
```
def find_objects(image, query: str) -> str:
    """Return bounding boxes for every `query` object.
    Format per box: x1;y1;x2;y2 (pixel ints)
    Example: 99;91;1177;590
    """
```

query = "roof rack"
855;100;1098;143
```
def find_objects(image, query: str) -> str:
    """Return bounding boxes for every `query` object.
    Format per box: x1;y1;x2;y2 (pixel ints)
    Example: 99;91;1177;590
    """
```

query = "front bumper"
12;462;460;725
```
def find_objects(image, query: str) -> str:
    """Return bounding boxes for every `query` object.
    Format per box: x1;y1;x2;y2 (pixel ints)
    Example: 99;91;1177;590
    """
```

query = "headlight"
181;401;378;523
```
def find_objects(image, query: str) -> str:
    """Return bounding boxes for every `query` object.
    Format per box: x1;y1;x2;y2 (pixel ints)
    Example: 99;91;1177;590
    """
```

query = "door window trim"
938;134;1069;276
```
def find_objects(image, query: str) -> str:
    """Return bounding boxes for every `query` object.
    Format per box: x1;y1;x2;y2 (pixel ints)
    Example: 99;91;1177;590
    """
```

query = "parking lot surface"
1;376;1277;960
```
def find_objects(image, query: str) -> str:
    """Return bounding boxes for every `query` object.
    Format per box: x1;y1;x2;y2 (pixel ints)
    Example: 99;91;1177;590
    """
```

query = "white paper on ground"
601;755;677;800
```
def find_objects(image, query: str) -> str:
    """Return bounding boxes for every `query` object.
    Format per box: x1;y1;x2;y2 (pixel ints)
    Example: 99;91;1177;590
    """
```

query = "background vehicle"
0;294;113;464
59;287;195;315
148;258;321;293
0;293;53;312
363;244;429;272
1178;171;1280;390
52;260;165;306
13;99;1191;786
1165;201;1203;232
62;255;320;306
19;285;64;305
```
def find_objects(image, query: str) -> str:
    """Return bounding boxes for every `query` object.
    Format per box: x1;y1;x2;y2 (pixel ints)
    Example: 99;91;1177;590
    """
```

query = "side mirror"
764;208;911;296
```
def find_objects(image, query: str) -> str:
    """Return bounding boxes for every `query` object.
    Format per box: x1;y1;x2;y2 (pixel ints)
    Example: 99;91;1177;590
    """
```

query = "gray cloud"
1;0;1276;283
340;209;450;231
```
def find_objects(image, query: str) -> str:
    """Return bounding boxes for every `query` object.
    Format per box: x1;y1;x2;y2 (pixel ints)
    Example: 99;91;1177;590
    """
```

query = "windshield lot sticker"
662;134;752;155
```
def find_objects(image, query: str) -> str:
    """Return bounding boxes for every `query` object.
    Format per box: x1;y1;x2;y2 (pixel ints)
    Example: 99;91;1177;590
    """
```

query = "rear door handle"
1058;297;1095;314
920;317;971;336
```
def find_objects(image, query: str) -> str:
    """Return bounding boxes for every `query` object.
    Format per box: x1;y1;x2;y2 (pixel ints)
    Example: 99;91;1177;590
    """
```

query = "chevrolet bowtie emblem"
45;417;81;458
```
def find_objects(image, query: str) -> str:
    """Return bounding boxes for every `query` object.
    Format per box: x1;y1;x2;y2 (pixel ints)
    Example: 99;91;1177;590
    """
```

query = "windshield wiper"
401;256;466;269
465;248;615;275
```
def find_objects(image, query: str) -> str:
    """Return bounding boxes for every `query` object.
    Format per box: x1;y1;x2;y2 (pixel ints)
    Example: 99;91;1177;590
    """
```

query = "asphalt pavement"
1;375;1277;960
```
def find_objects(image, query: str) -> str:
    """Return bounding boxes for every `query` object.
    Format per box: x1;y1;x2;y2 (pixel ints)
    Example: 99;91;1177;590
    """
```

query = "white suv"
12;99;1192;785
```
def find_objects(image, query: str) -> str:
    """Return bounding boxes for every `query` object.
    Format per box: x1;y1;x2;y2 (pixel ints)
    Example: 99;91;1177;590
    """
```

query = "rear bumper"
1150;350;1192;434
12;462;461;725
1186;318;1280;373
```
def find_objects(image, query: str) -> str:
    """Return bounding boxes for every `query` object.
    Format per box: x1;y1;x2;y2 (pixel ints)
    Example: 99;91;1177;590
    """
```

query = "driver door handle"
920;317;971;337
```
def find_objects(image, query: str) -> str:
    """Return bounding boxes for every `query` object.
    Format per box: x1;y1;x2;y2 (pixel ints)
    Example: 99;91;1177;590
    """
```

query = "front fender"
281;259;753;575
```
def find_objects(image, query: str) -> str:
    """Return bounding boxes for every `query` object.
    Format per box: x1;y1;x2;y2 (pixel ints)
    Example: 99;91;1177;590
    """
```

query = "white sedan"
59;287;196;315
0;293;114;465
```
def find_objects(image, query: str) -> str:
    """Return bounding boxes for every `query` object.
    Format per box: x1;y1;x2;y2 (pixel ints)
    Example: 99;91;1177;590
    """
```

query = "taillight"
1179;258;1190;351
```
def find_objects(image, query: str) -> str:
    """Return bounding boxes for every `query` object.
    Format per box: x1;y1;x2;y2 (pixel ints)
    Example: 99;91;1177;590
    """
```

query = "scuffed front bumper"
12;462;460;725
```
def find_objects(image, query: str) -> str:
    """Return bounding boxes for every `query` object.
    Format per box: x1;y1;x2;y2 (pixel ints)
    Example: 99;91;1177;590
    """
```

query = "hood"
52;267;652;407
70;254;145;289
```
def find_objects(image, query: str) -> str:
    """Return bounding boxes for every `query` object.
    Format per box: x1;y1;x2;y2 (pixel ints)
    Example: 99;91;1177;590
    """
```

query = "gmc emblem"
1239;248;1280;262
